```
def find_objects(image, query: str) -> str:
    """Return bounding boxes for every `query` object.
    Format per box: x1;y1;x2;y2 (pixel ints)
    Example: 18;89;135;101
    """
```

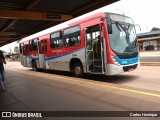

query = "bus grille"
123;64;138;72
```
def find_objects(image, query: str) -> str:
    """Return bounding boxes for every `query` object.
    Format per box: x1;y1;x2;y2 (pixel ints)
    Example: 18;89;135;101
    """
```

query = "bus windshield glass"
106;13;137;54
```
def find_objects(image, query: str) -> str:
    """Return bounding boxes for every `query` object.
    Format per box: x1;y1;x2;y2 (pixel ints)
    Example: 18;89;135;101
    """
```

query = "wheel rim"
32;62;37;71
75;66;81;75
33;66;36;71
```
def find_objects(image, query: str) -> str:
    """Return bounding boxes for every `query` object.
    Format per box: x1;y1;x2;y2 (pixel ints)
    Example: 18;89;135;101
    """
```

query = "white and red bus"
20;12;140;77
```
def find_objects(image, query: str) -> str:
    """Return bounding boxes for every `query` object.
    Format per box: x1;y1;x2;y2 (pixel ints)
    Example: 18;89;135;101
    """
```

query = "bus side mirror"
107;18;112;34
134;24;141;32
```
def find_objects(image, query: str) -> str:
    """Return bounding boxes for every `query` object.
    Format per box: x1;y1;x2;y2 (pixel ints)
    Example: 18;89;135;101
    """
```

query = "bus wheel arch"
32;59;37;71
70;58;84;78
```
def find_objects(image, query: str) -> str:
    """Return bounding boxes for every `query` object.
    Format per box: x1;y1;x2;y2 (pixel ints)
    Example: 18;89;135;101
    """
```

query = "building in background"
5;53;20;60
137;31;160;51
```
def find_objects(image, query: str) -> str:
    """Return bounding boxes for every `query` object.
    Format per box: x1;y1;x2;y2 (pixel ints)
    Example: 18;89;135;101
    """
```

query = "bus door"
38;39;47;68
20;43;24;65
26;44;29;67
23;44;28;67
85;24;105;73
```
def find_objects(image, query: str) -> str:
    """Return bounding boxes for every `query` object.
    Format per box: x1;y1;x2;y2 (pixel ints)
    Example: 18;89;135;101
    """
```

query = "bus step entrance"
94;59;102;66
92;66;102;72
87;59;103;72
93;59;102;72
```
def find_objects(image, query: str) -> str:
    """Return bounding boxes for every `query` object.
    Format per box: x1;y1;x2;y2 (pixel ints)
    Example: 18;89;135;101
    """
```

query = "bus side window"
29;40;32;52
20;43;23;53
63;26;81;47
33;38;38;51
29;39;38;52
50;32;62;49
26;45;29;55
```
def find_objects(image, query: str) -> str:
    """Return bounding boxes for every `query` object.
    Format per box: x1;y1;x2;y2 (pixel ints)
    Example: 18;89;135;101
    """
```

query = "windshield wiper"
115;22;130;36
115;22;121;32
115;22;131;44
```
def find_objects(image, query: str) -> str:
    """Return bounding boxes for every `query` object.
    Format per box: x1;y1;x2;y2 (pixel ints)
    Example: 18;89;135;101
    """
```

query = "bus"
19;12;140;77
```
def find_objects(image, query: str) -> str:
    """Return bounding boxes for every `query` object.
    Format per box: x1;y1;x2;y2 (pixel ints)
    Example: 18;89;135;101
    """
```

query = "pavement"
1;62;160;120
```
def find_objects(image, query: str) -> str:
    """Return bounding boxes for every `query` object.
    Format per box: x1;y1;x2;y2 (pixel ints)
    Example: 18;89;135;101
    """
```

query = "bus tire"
32;61;37;71
73;62;84;78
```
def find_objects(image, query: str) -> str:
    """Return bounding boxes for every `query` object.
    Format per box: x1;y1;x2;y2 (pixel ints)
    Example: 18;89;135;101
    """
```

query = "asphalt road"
1;61;160;120
140;56;160;62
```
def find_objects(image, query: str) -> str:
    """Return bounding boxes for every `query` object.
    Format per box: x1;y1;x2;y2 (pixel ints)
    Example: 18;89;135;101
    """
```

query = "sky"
1;0;160;52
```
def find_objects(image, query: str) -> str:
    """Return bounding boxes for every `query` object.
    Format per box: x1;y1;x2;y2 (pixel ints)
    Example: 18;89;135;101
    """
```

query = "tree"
14;46;19;53
150;27;160;31
17;40;20;44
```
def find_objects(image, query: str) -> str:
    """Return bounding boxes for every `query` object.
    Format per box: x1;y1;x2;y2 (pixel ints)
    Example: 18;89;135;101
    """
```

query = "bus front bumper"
106;62;140;75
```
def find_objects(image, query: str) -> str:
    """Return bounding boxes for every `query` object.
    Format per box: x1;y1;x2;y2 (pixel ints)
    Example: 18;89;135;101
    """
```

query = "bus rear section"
20;38;39;70
19;41;29;67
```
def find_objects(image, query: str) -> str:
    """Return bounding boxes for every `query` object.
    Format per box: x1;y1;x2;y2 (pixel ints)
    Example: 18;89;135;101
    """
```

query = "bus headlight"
138;56;140;62
111;56;120;65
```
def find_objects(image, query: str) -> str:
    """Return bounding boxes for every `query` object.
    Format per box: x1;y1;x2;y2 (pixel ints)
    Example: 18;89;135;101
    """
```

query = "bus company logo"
1;112;42;118
2;112;11;117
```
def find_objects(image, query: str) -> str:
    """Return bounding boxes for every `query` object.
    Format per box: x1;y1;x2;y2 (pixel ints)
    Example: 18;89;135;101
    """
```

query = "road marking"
38;73;160;98
18;69;160;98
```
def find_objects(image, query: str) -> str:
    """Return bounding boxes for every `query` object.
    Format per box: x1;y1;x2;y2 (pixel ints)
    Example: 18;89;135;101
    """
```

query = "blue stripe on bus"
116;55;139;65
45;48;84;61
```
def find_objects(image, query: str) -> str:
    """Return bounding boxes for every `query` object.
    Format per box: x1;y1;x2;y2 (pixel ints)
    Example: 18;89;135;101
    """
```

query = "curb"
140;62;160;66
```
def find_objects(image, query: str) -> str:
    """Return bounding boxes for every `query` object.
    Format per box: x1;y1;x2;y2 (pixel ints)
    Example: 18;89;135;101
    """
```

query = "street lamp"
116;9;124;15
116;9;129;15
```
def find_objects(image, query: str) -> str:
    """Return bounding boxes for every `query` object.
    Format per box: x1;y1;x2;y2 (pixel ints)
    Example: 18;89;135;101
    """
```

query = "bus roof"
20;12;133;43
20;12;105;43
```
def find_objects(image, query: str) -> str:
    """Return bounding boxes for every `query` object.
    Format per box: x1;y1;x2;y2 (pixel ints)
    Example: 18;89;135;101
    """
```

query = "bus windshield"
106;13;137;54
109;22;137;53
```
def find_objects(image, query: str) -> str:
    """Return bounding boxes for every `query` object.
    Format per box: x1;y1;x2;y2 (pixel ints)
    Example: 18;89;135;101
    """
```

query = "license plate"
128;68;134;71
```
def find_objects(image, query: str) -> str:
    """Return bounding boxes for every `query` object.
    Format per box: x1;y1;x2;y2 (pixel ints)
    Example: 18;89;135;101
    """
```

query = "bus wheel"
32;61;37;71
73;62;84;78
